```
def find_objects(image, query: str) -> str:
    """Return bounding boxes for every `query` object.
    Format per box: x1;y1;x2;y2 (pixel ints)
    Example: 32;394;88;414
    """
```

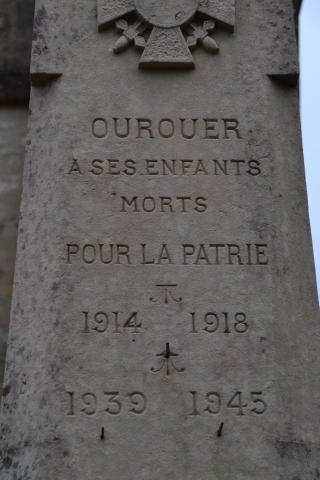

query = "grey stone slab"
0;0;319;478
198;0;235;31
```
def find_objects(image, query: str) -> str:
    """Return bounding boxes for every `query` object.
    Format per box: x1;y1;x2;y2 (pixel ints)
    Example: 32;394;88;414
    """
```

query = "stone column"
1;1;319;478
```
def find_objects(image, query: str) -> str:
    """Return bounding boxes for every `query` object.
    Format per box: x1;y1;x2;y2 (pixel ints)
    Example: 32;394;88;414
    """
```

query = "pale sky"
300;0;320;300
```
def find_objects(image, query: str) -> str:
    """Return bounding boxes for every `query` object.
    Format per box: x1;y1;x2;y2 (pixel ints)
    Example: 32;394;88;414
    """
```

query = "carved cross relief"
97;0;235;68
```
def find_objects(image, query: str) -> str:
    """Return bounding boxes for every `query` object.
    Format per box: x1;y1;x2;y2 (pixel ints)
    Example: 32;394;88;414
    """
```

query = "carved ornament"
97;0;235;68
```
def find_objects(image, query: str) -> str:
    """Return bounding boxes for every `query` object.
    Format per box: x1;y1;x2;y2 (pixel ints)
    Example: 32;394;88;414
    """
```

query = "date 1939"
65;390;266;417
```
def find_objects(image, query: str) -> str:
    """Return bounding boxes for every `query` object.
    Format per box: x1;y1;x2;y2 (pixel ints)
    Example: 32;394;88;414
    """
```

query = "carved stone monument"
1;0;319;478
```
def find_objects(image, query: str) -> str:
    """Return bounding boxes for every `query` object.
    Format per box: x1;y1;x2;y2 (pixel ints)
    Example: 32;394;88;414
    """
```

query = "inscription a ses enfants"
68;117;264;178
68;158;262;177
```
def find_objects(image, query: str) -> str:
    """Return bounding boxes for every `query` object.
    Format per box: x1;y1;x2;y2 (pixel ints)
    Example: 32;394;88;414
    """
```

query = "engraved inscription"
81;393;97;416
189;312;249;334
82;311;141;334
66;391;146;416
65;390;265;419
91;117;243;140
189;391;267;417
119;196;207;214
68;158;262;178
66;243;269;266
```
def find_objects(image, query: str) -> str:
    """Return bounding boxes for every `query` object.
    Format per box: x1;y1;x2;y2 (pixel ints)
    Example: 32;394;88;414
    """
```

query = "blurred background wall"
0;0;35;395
293;0;303;33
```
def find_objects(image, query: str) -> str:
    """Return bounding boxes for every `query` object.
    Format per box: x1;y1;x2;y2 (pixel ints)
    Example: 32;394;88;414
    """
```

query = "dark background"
0;0;35;104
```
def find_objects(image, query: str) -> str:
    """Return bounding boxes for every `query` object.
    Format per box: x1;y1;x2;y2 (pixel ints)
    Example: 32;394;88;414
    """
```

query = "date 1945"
64;390;266;417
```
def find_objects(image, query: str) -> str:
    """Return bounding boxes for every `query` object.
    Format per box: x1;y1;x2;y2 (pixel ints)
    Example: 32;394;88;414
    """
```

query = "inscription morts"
1;0;320;479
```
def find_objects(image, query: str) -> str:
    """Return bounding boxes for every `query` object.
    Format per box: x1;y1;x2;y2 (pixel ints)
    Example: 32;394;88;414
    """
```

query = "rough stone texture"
97;0;135;30
198;0;235;30
135;0;198;28
140;27;195;68
0;0;319;478
0;107;28;397
0;0;35;104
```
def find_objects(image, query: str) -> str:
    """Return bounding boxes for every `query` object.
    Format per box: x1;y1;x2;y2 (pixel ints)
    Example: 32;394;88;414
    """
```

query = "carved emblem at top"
97;0;235;68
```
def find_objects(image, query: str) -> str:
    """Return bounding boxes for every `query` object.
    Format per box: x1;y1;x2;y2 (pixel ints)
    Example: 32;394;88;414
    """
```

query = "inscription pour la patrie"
65;115;268;420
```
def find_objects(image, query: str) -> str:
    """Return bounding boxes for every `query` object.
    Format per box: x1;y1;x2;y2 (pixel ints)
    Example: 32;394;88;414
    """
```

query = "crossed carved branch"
114;20;147;53
185;20;219;53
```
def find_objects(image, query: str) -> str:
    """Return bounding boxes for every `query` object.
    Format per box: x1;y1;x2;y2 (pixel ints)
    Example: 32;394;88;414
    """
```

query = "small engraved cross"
151;343;184;377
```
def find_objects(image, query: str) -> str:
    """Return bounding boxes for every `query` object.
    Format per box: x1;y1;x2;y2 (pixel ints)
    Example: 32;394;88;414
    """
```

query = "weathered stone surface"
140;26;196;68
97;0;136;30
0;0;319;478
198;0;235;30
0;107;28;397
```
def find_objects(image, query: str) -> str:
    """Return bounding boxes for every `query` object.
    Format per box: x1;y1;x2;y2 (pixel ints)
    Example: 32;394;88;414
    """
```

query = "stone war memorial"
0;0;319;478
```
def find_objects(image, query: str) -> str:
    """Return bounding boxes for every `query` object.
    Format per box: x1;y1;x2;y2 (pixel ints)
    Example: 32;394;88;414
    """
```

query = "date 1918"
190;312;249;334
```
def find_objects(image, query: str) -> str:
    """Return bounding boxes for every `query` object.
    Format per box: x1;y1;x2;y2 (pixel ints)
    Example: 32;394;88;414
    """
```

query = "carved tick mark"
150;284;182;305
217;422;224;437
100;427;105;440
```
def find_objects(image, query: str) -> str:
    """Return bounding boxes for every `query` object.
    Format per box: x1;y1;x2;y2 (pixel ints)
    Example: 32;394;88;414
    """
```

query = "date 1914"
80;311;249;335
